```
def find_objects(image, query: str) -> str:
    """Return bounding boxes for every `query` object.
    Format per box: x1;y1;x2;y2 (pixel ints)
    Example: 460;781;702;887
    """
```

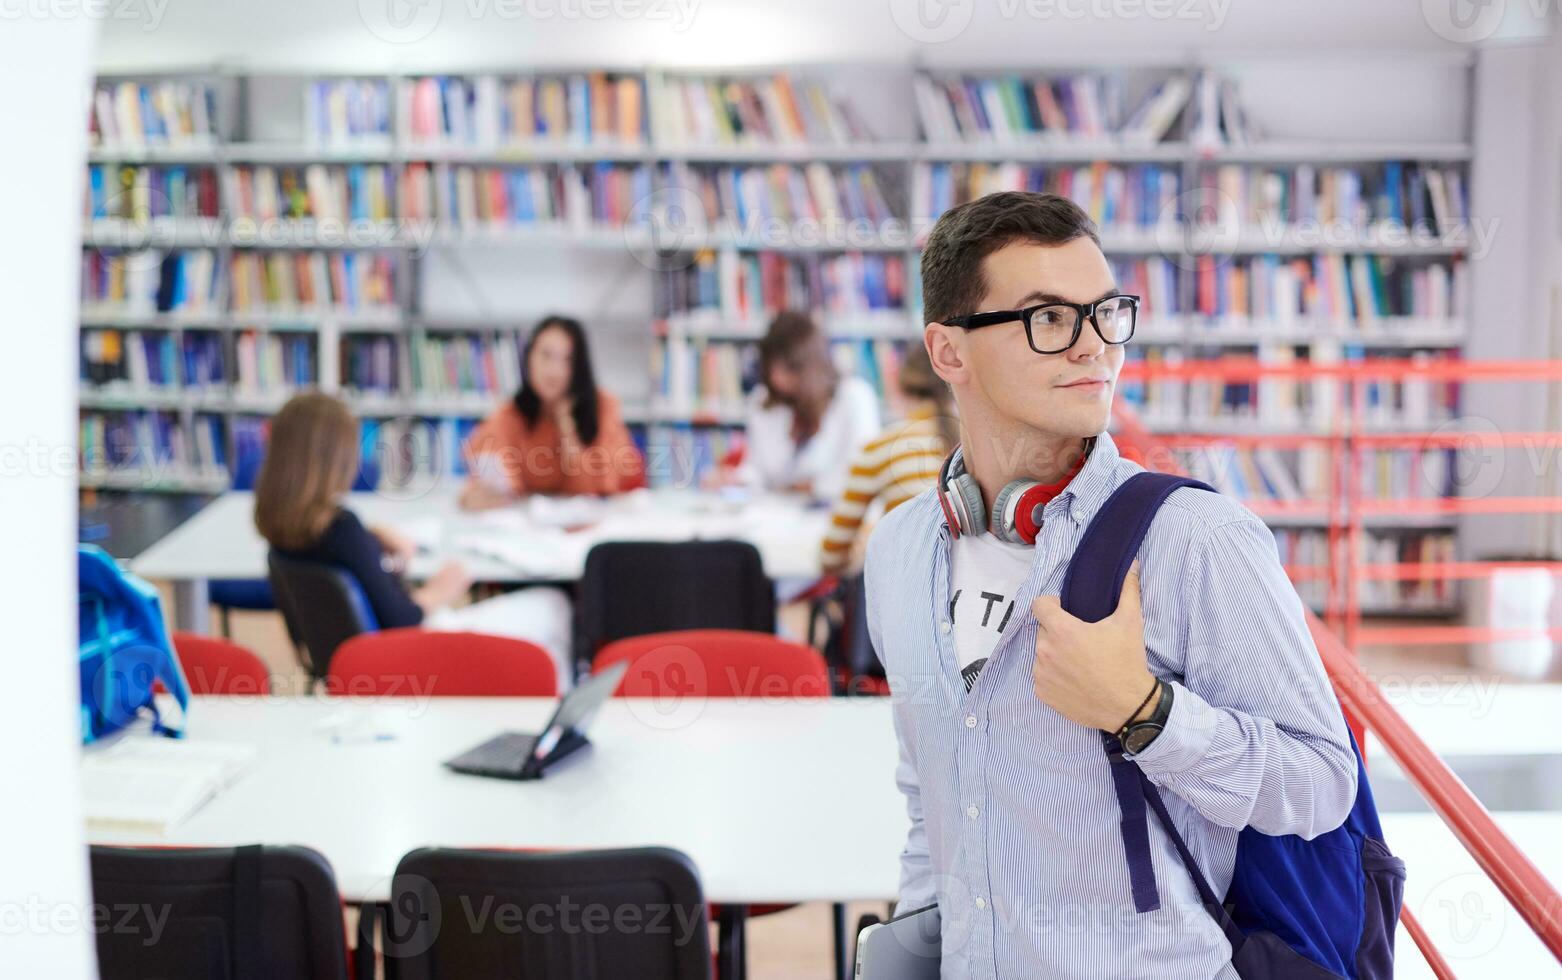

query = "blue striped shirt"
864;431;1357;979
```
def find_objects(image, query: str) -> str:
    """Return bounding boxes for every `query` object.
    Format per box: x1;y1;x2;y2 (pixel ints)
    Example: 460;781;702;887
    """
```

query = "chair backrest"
171;632;271;695
387;847;711;980
267;551;379;680
575;541;775;668
594;629;830;700
327;628;558;697
90;844;349;980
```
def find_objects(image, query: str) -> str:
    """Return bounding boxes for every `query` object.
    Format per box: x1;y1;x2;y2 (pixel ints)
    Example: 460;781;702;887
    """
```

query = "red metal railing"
1110;400;1562;975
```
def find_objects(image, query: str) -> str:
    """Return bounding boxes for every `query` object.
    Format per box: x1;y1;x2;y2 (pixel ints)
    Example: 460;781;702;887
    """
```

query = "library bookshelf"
80;56;1476;617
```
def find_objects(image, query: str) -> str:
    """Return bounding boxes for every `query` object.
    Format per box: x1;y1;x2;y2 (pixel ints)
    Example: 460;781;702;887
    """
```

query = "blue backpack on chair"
1060;472;1405;980
78;545;190;743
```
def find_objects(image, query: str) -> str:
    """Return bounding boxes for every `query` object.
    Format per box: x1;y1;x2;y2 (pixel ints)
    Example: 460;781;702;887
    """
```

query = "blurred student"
715;311;880;502
819;345;956;574
255;392;574;687
460;315;645;510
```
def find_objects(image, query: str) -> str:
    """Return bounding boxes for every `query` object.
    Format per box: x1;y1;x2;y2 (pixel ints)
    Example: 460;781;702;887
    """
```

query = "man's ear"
925;324;968;385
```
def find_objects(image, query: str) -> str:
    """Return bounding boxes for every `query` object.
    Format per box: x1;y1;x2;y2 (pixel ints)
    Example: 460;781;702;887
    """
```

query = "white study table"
129;488;831;632
83;694;1562;976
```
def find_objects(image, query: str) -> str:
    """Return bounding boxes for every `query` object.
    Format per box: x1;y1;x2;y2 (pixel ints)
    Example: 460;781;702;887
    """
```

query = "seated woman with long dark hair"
460;315;645;510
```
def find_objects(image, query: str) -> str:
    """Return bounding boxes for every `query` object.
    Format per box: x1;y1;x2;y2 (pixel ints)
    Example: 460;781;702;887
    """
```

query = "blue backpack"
78;545;190;743
1060;473;1405;980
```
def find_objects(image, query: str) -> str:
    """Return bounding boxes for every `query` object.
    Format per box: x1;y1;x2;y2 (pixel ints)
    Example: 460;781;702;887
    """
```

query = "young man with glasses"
864;192;1356;977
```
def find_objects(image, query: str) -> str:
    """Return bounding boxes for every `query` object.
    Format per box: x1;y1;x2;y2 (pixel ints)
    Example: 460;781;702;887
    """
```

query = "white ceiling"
93;0;1551;74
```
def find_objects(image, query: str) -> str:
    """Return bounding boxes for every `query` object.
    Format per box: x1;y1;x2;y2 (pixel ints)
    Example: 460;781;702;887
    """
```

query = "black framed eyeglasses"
945;293;1140;355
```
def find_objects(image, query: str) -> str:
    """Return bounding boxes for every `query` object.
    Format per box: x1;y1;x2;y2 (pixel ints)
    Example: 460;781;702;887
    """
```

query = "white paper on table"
80;736;256;834
526;494;609;529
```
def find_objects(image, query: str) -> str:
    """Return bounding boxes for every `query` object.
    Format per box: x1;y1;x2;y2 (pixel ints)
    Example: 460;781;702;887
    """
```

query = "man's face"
957;237;1124;441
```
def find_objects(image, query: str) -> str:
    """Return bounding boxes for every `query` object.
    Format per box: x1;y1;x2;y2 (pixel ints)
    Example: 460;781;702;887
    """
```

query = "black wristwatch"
1118;680;1174;755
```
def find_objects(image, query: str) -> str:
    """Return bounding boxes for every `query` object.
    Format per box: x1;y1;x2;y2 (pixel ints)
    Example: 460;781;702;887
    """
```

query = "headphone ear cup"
950;473;987;537
991;481;1047;544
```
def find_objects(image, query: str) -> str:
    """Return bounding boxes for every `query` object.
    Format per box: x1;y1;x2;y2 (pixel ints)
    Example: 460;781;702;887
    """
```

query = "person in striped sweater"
819;345;957;575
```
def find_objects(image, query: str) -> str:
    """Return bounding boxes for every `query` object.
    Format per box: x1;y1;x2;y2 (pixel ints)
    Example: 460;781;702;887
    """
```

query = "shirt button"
967;805;980;819
975;897;987;910
940;621;951;634
964;715;977;729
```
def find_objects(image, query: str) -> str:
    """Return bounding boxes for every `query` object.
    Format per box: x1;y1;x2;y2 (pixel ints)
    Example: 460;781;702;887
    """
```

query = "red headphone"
935;446;1052;545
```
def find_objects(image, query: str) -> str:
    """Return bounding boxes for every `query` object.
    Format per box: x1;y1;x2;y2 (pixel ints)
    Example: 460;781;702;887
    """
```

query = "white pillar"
0;15;100;980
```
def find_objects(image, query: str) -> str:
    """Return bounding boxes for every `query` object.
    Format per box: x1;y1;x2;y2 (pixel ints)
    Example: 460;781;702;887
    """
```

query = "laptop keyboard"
450;731;537;773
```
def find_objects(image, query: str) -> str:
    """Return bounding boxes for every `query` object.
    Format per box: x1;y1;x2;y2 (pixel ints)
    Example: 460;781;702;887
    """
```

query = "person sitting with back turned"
819;343;956;575
256;392;575;689
710;310;881;503
460;315;645;510
865;191;1357;978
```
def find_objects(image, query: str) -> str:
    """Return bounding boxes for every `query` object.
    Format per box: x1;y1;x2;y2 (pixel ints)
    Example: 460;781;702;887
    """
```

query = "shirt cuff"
1124;680;1219;777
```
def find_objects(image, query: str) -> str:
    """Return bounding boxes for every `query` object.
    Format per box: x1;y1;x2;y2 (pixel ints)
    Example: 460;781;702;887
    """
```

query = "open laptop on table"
444;661;628;781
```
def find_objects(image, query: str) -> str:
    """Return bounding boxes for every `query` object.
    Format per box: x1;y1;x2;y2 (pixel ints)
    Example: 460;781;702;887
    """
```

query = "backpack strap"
1058;471;1214;915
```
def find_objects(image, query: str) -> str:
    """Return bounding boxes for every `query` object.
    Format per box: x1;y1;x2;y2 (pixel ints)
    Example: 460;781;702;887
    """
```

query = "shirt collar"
1044;430;1125;526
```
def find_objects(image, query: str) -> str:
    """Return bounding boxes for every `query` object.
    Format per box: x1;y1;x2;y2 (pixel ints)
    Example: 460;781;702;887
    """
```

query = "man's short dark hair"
921;191;1101;326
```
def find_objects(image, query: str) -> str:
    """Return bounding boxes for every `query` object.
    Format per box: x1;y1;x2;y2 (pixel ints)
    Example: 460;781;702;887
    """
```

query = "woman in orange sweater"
460;315;645;510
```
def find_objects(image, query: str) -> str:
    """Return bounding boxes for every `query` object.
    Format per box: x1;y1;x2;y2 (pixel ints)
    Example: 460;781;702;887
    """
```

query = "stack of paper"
81;737;256;835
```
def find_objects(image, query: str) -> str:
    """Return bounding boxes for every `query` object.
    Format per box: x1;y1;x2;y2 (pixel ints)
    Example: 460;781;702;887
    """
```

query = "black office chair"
268;551;380;681
808;571;888;695
90;844;349;980
385;847;712;980
574;540;776;674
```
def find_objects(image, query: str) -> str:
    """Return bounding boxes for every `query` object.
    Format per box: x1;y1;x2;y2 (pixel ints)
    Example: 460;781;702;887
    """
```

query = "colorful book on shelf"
91;80;217;148
667;161;896;230
340;335;401;395
656;74;870;146
307;79;393;145
81;250;220;317
85;165;220;222
232;164;396;223
914;72;1192;144
913;161;1180;229
228;251;397;314
401;73;646;146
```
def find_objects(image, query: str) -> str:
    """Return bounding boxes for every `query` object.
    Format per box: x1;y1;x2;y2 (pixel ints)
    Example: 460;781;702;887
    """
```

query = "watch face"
1123;723;1163;755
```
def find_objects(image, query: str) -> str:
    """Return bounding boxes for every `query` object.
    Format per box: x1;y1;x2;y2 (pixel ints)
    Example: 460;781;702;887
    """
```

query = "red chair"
326;629;559;698
171;632;271;696
593;629;830;700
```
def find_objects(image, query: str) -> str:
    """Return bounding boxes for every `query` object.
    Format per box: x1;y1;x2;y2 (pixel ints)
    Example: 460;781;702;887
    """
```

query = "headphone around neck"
935;440;1092;545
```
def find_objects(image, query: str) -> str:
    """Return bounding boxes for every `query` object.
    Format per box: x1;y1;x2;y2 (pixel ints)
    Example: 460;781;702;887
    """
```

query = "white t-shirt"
737;375;881;503
950;531;1035;692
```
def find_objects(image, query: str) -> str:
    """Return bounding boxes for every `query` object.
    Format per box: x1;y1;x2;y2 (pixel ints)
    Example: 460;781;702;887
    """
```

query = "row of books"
91;81;218;148
307;79;393;145
81;330;181;389
914;74;1188;145
653;75;870;147
234;331;317;394
79;411;226;478
401;162;653;228
86;165;220;222
1195;255;1467;323
340;335;401;395
652;336;905;414
913;161;1181;229
1276;530;1457;611
657;251;909;322
231;165;397;223
400;74;646;147
1181;444;1332;502
229;252;398;314
408;333;523;400
1122;346;1462;429
640;426;741;489
360;415;483;486
670;162;898;230
81;250;220;316
1201;163;1469;234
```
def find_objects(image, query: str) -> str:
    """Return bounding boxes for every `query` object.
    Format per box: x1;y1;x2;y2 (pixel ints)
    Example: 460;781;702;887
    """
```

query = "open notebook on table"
81;735;256;835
